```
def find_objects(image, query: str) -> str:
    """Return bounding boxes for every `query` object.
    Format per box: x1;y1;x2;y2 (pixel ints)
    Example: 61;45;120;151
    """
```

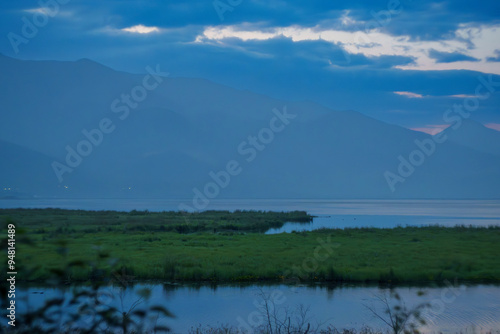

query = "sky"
1;0;500;133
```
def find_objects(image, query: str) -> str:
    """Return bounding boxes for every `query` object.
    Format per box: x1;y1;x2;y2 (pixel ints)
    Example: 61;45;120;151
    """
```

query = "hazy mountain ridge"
441;119;500;157
1;54;499;199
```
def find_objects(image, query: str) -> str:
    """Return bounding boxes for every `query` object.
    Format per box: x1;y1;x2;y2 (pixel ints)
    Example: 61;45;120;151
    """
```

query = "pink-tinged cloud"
484;123;500;131
394;91;424;98
410;124;450;135
447;94;477;98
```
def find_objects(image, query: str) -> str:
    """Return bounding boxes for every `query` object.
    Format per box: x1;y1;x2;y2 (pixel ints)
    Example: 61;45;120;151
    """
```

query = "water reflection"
15;283;500;333
266;214;500;234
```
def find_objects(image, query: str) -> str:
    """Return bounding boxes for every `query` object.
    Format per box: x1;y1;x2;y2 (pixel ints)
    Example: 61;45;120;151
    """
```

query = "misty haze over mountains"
1;54;499;200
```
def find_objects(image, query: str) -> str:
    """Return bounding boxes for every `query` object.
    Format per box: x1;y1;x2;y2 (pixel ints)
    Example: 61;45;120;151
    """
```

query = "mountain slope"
441;119;500;157
1;54;499;199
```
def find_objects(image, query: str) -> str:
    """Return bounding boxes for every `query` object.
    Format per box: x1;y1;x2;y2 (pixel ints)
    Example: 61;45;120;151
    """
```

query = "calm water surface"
15;283;500;333
1;198;499;230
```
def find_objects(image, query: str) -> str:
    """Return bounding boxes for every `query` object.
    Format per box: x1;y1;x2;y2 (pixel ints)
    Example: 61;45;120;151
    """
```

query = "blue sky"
1;0;500;133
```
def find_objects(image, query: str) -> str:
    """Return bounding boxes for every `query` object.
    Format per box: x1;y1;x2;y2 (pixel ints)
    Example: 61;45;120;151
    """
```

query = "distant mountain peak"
445;118;500;134
443;117;500;156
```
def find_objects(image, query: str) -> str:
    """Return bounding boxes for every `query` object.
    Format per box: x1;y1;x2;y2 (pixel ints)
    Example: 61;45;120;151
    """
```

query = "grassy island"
1;208;499;284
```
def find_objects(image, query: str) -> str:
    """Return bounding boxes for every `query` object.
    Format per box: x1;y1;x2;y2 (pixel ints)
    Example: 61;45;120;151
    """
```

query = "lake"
15;283;500;333
2;198;500;231
2;199;500;332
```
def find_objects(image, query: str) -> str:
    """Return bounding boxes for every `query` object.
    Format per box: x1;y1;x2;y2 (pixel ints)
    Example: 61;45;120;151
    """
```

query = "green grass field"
1;208;499;284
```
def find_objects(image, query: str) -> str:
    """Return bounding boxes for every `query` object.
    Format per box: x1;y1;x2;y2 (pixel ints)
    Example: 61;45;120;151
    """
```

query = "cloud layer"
194;22;500;75
0;0;499;130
